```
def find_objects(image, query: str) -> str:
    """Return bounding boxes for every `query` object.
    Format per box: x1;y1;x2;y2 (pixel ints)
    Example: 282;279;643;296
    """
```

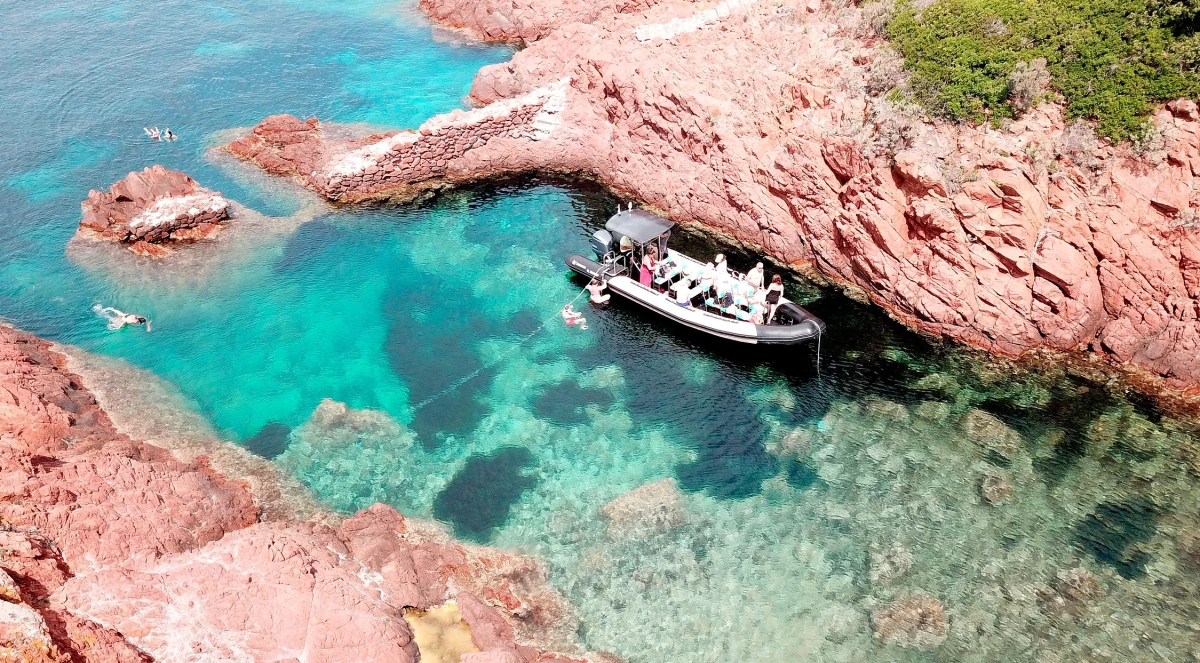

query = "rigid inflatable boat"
566;209;825;345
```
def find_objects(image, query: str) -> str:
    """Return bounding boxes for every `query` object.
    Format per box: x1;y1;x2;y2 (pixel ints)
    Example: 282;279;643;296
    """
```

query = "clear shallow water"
3;2;1200;662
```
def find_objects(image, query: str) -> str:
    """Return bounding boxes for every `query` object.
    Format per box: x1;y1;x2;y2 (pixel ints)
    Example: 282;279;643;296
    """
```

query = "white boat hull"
566;254;824;345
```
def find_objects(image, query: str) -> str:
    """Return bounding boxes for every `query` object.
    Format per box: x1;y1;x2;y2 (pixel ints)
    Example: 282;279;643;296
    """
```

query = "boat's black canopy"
605;209;674;244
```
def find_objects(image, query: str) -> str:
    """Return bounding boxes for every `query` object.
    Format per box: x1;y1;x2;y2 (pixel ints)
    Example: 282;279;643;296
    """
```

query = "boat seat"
655;265;683;285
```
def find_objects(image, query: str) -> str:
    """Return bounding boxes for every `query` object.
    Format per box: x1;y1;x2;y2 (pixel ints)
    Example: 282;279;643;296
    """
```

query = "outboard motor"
590;229;613;258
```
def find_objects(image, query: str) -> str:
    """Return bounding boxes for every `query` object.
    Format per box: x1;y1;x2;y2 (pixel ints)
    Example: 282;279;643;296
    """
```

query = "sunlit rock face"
226;0;1200;392
0;327;601;662
79;165;230;256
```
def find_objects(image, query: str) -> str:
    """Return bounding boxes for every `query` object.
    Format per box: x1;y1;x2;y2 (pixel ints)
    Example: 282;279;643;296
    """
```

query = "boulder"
600;479;685;537
871;593;949;650
78;166;229;252
0;325;593;662
980;471;1013;505
868;543;913;588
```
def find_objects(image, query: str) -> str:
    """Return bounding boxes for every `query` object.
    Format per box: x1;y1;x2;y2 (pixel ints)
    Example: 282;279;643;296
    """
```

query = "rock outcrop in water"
224;78;570;205
231;0;1200;394
870;593;949;650
0;324;602;662
79;165;230;257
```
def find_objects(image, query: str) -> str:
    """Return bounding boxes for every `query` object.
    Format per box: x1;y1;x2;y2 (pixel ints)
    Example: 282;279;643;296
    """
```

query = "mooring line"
408;286;592;414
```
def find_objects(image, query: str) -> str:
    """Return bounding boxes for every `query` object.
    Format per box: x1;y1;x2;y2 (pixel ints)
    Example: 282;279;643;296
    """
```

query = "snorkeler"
93;304;150;331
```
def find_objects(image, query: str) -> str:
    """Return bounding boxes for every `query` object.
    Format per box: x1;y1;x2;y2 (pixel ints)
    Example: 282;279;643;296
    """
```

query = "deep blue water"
2;1;1198;661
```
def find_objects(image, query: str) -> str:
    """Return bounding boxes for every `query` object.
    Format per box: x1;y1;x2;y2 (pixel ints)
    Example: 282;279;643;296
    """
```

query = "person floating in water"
587;278;610;305
561;304;587;330
93;304;150;331
143;126;161;141
163;127;177;141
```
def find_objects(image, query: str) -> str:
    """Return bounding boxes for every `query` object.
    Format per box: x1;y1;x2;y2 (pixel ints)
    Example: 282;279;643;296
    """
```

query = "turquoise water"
4;1;1200;661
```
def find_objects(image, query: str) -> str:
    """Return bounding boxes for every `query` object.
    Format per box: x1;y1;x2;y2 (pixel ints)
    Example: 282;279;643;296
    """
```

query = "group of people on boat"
583;248;788;324
144;126;177;141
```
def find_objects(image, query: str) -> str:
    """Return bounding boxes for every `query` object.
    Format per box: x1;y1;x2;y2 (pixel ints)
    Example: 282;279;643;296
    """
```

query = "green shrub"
884;0;1200;142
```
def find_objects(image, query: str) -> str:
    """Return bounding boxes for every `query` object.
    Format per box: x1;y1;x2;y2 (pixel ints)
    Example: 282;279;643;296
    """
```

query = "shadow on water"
243;421;290;459
433;446;538;542
534;380;616;425
383;255;496;449
379;177;617;448
1074;498;1160;579
273;220;349;274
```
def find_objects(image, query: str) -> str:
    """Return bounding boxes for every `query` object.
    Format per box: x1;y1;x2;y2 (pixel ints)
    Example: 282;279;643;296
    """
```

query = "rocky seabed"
0;325;609;663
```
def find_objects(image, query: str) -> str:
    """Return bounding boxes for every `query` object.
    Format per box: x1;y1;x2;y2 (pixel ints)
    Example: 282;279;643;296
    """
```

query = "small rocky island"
79;165;230;257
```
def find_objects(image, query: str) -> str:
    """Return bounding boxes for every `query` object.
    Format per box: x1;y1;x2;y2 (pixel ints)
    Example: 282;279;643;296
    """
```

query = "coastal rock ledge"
231;0;1200;394
79;165;230;257
0;323;609;663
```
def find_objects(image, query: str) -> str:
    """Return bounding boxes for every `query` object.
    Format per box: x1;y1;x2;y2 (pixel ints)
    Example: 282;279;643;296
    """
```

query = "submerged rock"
1179;531;1200;570
0;325;593;662
1054;567;1102;603
871;593;949;650
600;478;685;538
766;428;812;459
961;410;1024;460
868;543;913;588
78;165;230;256
979;471;1014;505
1038;567;1103;617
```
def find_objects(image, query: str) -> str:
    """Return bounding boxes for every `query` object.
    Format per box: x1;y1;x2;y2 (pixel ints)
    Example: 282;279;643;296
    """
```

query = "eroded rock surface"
600;478;685;537
230;0;1200;392
224;79;572;205
871;593;948;650
79;165;230;256
0;324;601;663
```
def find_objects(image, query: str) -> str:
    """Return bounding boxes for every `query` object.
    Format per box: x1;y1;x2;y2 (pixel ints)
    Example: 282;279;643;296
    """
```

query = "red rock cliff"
225;0;1200;393
0;324;603;662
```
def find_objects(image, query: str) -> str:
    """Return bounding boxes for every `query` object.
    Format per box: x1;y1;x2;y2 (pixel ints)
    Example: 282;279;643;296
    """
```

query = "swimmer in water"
562;304;587;330
144;126;161;141
93;304;150;331
163;128;177;141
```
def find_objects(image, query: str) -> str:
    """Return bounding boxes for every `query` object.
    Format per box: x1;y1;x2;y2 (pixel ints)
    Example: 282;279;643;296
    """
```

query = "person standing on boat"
746;262;764;290
587;279;610;305
639;247;657;287
765;274;785;323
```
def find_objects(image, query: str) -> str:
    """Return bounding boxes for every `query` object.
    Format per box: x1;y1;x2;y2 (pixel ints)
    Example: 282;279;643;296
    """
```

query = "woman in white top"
764;274;785;323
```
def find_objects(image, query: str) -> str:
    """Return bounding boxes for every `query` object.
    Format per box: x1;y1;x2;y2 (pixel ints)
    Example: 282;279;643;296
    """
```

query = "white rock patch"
127;193;229;230
635;0;757;42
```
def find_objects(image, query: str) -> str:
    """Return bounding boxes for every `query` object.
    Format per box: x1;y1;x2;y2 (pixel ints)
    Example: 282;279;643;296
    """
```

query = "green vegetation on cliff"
884;0;1200;141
